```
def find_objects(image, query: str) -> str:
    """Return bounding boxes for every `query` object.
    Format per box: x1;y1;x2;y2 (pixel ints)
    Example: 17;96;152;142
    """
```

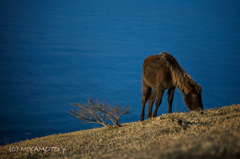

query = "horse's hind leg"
147;89;156;118
167;87;175;113
141;80;152;121
152;86;165;118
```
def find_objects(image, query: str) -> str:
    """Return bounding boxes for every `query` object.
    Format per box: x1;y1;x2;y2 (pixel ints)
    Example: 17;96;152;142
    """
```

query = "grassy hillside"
1;104;240;159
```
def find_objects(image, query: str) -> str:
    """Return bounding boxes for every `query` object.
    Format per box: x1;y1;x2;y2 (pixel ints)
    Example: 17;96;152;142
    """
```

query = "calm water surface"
0;0;240;145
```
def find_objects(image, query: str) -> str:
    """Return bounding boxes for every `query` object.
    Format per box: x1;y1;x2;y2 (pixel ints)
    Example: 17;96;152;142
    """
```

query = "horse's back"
143;52;173;69
142;53;172;89
143;54;162;70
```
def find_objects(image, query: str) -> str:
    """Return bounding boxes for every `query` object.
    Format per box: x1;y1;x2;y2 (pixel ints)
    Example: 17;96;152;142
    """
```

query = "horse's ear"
187;81;195;88
187;81;202;94
195;84;202;94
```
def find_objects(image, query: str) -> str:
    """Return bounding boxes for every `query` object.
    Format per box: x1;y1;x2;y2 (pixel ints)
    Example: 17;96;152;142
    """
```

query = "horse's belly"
143;69;173;89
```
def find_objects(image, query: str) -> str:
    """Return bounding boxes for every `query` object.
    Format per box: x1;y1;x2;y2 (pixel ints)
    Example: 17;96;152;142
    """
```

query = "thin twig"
68;96;133;127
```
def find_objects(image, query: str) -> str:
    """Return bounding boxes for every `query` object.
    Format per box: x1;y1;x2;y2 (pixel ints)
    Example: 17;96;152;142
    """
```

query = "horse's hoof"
146;114;152;118
152;114;157;118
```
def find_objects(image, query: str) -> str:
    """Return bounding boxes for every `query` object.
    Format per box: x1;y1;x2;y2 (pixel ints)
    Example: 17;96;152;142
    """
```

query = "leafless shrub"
68;96;133;127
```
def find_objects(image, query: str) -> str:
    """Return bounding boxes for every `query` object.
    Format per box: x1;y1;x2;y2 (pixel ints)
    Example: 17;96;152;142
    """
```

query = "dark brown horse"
141;52;203;121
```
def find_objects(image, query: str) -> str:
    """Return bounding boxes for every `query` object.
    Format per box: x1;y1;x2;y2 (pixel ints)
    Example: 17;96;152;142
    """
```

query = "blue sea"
0;0;239;145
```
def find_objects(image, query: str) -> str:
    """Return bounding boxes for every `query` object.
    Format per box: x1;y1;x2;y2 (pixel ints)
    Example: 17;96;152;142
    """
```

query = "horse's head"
184;89;203;111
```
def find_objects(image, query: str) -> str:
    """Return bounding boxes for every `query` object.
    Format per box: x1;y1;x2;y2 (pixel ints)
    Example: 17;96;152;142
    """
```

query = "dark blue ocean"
0;0;240;145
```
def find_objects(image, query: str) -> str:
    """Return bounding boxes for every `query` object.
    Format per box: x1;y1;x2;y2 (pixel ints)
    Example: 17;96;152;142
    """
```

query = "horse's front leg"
167;87;175;113
147;89;156;118
152;86;165;118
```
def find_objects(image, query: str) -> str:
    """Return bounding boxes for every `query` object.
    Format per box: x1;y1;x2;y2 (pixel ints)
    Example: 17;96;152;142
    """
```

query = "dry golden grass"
1;104;240;159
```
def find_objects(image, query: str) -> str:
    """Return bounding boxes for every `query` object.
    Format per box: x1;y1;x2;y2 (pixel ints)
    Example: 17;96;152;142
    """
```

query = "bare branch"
68;96;133;127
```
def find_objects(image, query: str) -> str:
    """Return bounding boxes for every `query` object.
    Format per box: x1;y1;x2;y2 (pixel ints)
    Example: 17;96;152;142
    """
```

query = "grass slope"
1;104;240;159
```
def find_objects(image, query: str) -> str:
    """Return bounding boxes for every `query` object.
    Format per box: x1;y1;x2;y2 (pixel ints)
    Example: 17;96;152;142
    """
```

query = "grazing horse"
141;52;203;121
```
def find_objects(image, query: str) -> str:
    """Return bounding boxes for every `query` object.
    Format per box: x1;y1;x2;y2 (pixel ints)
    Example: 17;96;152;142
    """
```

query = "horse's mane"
161;52;202;95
